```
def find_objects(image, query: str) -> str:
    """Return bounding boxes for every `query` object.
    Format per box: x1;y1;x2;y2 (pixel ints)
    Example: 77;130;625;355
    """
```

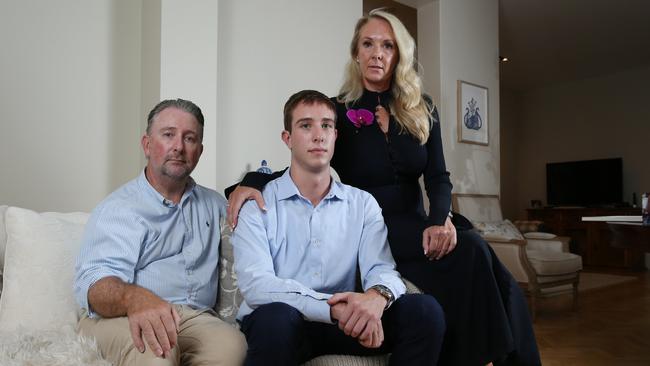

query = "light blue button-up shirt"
74;170;226;317
233;169;406;323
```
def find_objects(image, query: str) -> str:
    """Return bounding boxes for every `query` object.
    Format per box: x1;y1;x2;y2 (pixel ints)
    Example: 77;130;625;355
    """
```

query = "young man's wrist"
369;285;394;309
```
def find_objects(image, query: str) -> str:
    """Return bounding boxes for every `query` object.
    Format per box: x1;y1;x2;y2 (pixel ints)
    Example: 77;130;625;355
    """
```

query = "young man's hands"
328;290;388;348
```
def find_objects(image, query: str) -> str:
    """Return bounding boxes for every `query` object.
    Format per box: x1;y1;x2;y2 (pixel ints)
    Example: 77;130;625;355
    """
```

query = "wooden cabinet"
527;207;644;270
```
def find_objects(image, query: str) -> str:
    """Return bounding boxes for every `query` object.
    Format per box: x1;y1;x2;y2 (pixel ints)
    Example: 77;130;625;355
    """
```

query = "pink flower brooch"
346;108;374;128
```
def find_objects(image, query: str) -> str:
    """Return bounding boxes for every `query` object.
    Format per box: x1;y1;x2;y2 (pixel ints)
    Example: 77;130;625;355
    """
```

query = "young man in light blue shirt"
233;90;445;366
74;99;246;366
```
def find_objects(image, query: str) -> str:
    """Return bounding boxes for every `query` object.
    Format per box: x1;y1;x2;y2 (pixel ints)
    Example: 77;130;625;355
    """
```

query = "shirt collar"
138;169;197;207
276;168;347;202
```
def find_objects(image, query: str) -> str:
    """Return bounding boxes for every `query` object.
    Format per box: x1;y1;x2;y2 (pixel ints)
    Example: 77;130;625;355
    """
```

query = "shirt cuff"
305;299;334;324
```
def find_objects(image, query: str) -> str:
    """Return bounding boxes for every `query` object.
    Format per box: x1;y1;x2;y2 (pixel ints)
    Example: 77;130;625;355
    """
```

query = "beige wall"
0;0;501;212
503;66;650;219
159;0;219;189
438;0;501;195
500;88;523;219
215;0;360;192
0;0;142;212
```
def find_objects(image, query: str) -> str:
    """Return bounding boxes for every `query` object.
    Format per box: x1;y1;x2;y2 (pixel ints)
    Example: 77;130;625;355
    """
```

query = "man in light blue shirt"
74;99;245;366
233;90;445;366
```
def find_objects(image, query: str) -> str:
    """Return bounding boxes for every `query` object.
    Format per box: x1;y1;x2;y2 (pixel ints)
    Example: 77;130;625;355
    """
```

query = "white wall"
159;0;219;189
417;1;440;102
0;0;500;212
0;0;142;212
215;0;361;192
438;0;500;195
510;66;650;218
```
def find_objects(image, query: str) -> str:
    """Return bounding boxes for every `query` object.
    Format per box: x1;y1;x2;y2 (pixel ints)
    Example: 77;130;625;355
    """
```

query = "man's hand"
88;277;181;358
327;291;386;348
226;185;266;229
422;216;457;260
124;286;181;358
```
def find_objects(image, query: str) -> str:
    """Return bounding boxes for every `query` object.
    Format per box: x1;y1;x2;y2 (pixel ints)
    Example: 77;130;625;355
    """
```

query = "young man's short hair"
283;90;337;132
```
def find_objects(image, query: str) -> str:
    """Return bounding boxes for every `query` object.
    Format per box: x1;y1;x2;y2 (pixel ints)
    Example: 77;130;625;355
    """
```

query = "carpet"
578;271;637;292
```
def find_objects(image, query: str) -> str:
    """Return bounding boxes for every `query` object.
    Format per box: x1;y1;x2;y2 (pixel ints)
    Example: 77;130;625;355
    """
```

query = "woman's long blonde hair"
338;9;432;144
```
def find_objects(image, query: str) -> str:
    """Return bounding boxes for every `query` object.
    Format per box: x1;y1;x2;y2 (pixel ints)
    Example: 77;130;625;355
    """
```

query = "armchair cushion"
526;250;582;276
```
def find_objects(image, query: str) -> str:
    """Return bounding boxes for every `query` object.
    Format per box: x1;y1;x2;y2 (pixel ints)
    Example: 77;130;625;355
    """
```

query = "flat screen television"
546;158;623;207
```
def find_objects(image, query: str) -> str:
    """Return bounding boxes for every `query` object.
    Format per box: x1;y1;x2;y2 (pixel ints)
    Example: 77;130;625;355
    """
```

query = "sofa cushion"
473;219;524;242
0;207;89;332
215;219;244;325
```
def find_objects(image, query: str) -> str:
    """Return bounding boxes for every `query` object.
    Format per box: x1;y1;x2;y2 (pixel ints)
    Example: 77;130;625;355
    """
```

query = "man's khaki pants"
78;305;246;366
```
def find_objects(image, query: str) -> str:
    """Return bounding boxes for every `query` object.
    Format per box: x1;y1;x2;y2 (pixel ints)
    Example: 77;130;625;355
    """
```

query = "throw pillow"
215;218;243;325
473;219;525;242
0;207;89;332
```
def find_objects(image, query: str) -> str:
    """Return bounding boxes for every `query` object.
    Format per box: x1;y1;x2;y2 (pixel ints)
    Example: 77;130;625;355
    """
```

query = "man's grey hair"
146;98;204;135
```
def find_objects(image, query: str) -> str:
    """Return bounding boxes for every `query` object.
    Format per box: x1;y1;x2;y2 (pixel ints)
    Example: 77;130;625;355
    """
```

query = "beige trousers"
78;305;246;366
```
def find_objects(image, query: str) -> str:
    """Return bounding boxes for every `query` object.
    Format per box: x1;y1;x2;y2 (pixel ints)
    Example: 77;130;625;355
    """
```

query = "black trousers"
240;294;445;366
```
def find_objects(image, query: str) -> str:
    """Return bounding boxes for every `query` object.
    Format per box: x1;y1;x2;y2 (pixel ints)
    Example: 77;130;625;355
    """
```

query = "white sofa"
0;205;418;365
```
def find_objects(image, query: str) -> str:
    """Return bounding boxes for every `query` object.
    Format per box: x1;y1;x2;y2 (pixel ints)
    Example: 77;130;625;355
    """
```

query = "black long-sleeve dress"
233;89;541;366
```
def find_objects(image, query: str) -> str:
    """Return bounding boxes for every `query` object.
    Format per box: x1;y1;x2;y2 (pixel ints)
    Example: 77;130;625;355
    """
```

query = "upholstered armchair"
451;194;582;320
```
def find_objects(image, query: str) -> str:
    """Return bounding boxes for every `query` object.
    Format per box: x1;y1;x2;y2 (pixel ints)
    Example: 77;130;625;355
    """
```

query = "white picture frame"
457;80;489;145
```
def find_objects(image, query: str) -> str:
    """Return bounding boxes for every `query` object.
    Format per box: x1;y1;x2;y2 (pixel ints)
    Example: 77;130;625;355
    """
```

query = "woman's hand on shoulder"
422;216;457;260
227;185;266;229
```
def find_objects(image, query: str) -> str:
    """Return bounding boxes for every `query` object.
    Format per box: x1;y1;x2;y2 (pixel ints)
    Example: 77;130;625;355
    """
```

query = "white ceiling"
398;0;650;92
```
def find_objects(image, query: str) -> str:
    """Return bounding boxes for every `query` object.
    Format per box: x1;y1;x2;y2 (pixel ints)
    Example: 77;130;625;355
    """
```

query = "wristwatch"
370;285;395;309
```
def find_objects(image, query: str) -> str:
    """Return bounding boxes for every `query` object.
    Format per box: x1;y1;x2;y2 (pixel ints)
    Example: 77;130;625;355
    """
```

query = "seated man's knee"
249;302;302;325
243;302;304;344
190;323;247;366
78;314;180;366
396;294;446;339
242;303;304;364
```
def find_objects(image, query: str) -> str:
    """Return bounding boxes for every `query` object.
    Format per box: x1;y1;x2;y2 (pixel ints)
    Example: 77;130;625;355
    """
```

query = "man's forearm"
87;276;140;318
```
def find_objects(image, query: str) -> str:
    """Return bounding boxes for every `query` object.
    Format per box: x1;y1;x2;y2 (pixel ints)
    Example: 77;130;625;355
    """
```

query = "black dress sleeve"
223;168;287;198
423;103;453;226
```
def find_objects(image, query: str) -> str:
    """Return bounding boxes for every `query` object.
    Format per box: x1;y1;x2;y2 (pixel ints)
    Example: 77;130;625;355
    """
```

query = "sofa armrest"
403;278;422;294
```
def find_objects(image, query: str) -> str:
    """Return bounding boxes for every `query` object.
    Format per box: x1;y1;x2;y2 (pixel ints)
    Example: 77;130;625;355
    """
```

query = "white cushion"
526;249;582;276
523;231;557;240
0;207;89;332
473;219;524;242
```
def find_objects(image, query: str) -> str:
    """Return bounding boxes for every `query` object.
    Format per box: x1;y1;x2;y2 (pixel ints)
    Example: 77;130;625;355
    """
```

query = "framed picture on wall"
457;80;489;145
